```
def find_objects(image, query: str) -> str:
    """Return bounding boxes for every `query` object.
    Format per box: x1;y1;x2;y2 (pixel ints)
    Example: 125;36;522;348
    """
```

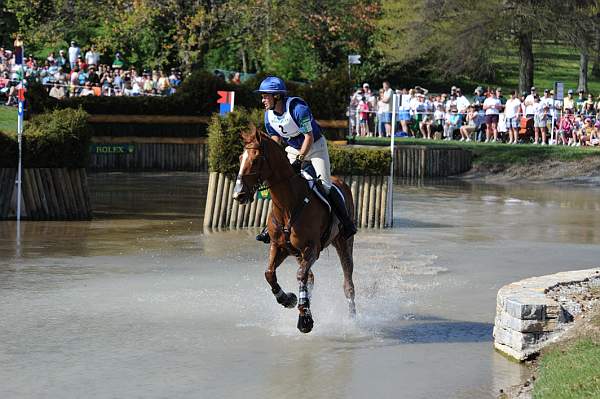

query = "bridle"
238;138;293;198
238;141;267;196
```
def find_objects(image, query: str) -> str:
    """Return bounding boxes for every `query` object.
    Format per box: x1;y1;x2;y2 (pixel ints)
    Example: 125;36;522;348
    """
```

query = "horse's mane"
257;130;290;164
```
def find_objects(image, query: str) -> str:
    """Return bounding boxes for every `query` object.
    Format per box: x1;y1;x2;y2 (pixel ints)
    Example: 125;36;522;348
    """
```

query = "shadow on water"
393;218;454;228
379;318;494;344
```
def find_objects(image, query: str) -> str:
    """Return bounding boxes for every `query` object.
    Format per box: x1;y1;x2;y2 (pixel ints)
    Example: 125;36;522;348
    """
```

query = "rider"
255;76;357;243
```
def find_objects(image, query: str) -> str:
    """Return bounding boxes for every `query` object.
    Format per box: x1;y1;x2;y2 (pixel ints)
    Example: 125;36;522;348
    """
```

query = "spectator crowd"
0;40;185;104
350;83;600;146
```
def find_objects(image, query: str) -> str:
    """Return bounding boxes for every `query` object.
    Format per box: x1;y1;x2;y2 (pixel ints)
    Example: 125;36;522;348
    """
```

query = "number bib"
267;97;302;139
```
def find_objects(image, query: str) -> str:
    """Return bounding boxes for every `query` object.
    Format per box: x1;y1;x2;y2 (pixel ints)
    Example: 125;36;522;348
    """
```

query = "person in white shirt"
504;90;522;144
483;89;502;142
524;86;537;118
85;45;100;66
380;81;394;137
68;40;80;70
533;96;549;145
455;88;470;114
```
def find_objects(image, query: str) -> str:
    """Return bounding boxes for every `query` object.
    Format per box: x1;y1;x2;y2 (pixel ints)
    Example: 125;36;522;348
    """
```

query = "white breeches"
285;137;332;193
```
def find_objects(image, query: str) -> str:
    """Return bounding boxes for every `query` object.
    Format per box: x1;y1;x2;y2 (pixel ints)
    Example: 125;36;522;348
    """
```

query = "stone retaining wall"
493;268;600;361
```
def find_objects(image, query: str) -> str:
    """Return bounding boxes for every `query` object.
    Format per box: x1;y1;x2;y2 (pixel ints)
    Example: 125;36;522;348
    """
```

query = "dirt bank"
462;157;600;186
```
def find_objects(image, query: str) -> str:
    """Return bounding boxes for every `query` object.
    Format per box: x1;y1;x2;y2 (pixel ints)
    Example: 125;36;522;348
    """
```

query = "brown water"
1;173;600;398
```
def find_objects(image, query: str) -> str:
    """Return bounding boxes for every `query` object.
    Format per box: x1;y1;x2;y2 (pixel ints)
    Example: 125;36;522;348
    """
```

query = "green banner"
257;188;270;200
90;144;135;155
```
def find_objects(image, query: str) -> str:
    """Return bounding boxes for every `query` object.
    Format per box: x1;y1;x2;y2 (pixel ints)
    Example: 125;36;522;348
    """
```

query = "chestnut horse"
233;125;356;333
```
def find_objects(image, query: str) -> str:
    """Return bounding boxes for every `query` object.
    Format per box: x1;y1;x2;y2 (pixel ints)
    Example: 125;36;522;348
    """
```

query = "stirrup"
256;229;270;244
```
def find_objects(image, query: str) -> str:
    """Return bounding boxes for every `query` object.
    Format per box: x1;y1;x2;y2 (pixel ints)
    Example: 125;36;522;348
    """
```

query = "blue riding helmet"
256;76;287;94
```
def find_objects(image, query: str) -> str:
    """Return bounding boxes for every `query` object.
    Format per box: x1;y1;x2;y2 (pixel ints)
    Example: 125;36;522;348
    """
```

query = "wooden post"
218;176;231;228
212;173;225;228
374;175;382;228
203;172;218;229
368;175;376;228
380;176;388;227
360;176;370;228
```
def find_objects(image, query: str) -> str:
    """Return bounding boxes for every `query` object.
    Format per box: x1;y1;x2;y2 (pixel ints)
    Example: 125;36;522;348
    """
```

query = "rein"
242;141;292;192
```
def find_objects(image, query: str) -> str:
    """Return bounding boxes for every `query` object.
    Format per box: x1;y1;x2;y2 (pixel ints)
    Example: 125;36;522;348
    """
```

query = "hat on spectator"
544;89;549;93
362;83;369;88
530;86;536;91
474;86;483;94
568;89;574;94
579;89;584;93
417;93;425;98
496;87;502;92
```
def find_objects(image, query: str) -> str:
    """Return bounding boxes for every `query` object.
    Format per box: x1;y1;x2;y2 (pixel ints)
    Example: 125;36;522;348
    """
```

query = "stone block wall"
494;268;600;361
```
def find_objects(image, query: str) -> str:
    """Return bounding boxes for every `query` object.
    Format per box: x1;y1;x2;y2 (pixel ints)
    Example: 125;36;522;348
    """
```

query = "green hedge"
329;145;391;176
207;108;263;176
0;108;91;168
42;69;350;120
207;108;390;176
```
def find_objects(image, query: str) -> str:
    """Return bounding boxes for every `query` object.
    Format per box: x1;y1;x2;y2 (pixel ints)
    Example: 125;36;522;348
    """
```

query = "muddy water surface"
1;173;600;399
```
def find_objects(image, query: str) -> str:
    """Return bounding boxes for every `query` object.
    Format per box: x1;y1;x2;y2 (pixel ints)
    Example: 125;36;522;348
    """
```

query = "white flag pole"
385;94;398;227
15;36;25;252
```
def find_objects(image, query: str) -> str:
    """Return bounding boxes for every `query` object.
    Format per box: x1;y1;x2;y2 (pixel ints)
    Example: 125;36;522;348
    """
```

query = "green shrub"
0;108;91;168
207;108;263;175
329;145;391;176
207;108;390;176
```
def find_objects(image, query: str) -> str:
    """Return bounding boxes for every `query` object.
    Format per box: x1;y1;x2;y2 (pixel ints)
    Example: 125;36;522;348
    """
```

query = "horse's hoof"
297;312;314;333
349;302;357;319
280;292;297;309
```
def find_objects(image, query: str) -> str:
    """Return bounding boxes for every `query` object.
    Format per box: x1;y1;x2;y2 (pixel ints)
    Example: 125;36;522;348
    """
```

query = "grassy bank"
492;42;600;95
532;300;600;398
0;105;17;133
348;136;600;167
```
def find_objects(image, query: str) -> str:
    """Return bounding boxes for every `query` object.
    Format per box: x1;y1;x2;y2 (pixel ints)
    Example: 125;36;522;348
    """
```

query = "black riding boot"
328;188;357;239
256;226;270;244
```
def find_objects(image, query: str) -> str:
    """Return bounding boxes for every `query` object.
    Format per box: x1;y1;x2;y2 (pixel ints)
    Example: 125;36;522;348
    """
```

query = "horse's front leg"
296;246;318;333
265;244;296;308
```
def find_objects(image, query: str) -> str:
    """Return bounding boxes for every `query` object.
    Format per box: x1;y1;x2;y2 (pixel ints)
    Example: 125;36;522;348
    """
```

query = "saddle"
299;163;331;212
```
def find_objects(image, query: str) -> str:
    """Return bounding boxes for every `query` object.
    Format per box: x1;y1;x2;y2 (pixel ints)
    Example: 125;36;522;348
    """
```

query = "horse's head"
233;123;267;204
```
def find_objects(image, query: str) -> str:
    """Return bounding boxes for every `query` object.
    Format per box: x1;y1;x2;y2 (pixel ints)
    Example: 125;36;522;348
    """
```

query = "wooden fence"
393;146;472;179
0;168;92;220
203;172;390;230
88;136;209;172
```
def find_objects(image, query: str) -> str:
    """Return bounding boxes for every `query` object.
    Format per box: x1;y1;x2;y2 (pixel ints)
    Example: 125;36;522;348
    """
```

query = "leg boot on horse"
256;226;270;243
297;281;314;333
328;188;357;239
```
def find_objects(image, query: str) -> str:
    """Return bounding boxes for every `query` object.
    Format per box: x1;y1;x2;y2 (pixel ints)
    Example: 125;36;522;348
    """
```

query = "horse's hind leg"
333;236;356;317
296;247;318;333
265;245;296;309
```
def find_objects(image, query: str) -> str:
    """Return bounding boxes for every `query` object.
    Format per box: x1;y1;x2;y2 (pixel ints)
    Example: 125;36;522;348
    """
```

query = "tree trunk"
592;30;600;78
578;48;589;93
241;47;247;74
518;31;534;94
